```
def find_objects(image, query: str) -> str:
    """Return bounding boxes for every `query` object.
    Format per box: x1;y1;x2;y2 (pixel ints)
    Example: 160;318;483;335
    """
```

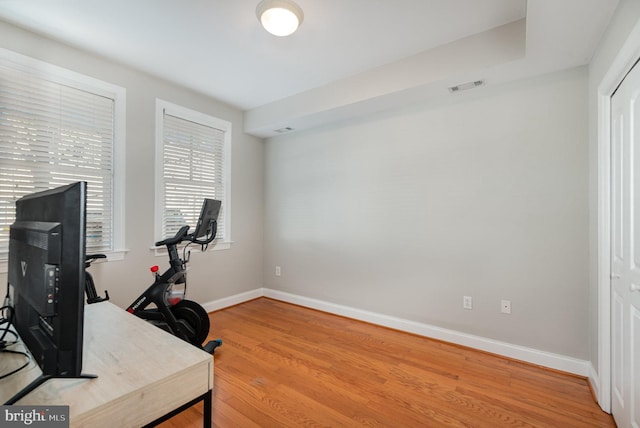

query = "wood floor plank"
158;298;615;427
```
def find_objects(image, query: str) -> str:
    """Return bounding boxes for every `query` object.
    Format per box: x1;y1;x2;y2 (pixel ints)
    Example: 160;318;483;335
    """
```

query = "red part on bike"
150;265;159;273
168;296;182;305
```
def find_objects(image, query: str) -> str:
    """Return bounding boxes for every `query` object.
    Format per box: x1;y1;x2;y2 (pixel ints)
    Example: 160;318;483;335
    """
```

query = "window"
0;49;126;268
155;99;231;250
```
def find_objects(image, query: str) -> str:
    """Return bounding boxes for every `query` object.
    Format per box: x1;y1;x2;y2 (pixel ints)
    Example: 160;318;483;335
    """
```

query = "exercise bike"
85;253;109;304
85;199;222;354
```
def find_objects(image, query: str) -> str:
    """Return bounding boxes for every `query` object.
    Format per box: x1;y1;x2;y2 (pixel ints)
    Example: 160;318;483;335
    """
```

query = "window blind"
0;64;115;259
161;111;227;241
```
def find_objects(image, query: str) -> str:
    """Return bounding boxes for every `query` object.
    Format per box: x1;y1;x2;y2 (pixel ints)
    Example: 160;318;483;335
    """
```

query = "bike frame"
126;225;196;341
127;220;217;342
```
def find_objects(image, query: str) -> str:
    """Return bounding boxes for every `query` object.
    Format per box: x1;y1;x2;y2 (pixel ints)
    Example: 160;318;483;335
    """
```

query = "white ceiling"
0;0;620;137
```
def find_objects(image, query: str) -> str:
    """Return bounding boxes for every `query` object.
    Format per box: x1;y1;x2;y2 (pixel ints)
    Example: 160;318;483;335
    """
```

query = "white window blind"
158;101;230;244
0;57;117;260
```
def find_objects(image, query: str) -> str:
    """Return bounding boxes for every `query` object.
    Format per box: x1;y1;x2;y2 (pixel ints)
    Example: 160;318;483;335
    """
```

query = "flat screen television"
5;181;95;404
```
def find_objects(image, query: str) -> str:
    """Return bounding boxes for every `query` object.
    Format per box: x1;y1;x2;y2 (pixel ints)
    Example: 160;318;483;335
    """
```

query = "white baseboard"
203;287;591;377
201;288;263;313
588;362;601;403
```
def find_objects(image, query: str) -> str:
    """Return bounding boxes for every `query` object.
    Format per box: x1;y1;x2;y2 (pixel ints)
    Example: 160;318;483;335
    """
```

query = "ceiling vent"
448;80;484;93
274;126;294;133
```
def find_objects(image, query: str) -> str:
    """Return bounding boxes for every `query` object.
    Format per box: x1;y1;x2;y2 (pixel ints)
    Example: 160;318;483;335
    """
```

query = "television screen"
192;199;221;241
5;181;93;404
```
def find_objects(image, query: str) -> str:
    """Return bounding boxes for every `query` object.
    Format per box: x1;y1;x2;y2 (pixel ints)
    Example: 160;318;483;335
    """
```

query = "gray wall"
264;68;589;358
0;21;265;307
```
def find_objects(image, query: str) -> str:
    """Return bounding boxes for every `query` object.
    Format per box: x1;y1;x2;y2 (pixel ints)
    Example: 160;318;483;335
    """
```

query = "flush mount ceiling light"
256;0;304;37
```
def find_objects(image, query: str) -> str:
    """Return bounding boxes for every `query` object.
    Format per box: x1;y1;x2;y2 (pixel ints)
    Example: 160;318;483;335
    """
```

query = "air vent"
448;80;484;93
274;127;294;133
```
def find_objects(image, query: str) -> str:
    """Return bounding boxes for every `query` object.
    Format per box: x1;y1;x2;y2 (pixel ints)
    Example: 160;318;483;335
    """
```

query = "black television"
5;181;95;404
192;198;221;242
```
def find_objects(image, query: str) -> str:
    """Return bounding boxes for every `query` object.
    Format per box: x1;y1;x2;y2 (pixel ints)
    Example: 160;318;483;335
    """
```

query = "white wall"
264;68;589;359
0;21;265;308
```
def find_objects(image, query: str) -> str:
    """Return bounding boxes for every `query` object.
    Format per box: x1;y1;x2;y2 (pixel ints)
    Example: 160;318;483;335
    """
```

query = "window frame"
154;99;231;253
0;48;127;273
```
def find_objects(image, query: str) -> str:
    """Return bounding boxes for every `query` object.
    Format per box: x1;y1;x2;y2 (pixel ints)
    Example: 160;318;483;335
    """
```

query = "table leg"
203;389;212;428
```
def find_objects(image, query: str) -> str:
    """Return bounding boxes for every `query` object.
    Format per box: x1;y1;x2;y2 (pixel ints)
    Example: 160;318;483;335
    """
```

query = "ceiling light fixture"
256;0;304;37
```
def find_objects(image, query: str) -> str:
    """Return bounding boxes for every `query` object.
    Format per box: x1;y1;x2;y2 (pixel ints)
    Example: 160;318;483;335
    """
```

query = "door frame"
596;19;640;412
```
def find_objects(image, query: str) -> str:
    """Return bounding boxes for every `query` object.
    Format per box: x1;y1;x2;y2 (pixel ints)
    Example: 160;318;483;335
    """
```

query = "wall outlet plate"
463;296;472;310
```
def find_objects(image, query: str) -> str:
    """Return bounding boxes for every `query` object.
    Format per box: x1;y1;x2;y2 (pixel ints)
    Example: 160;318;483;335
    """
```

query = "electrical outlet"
463;296;473;310
501;299;511;314
275;266;281;276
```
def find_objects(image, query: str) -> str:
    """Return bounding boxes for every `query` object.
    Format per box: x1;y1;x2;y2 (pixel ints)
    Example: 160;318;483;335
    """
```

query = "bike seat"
85;253;107;268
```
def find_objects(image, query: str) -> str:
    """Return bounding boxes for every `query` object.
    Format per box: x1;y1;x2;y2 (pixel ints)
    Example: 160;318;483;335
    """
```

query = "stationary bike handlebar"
154;220;217;249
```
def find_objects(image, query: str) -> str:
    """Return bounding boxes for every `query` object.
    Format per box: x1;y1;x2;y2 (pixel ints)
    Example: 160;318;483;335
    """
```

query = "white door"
611;60;640;428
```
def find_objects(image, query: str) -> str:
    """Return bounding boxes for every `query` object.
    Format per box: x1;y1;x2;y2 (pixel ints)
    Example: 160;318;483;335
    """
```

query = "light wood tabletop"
0;301;213;427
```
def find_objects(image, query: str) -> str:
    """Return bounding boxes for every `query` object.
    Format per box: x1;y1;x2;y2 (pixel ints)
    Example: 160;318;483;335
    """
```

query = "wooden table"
0;301;213;427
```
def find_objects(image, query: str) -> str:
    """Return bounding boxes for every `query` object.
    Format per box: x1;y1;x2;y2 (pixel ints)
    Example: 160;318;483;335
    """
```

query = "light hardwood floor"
160;298;614;427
